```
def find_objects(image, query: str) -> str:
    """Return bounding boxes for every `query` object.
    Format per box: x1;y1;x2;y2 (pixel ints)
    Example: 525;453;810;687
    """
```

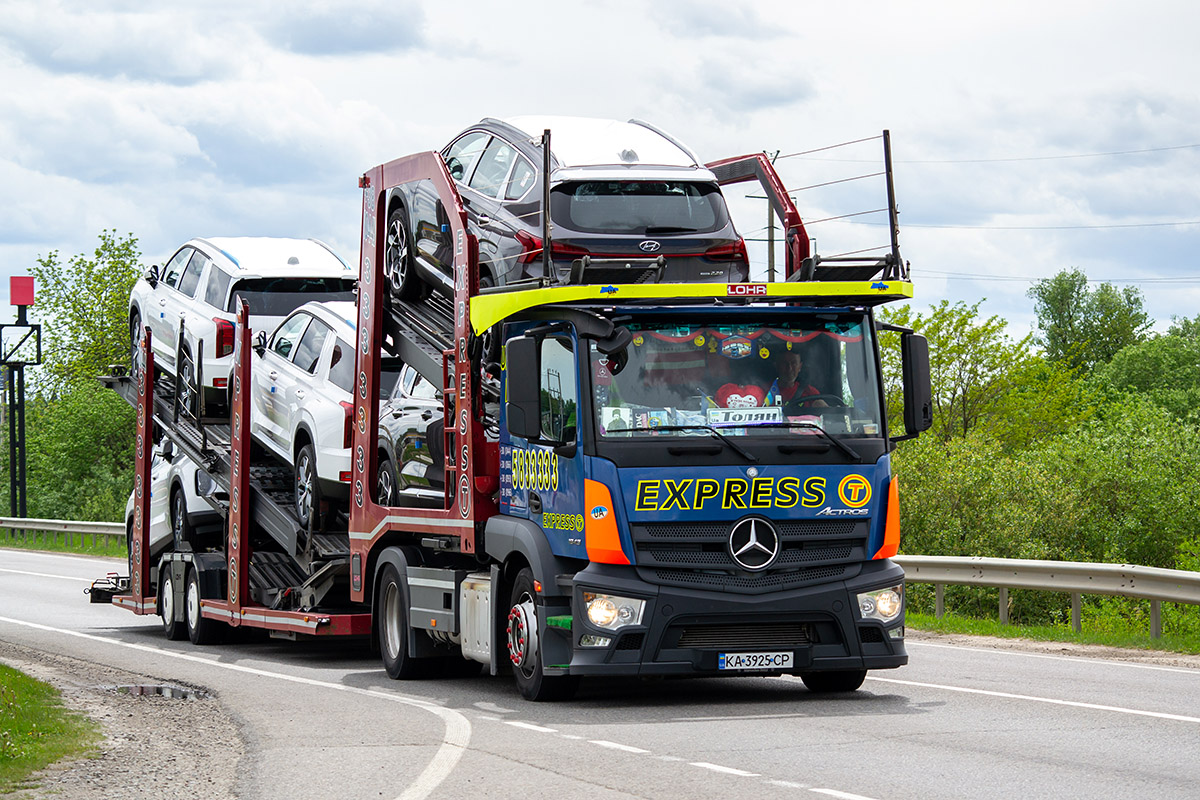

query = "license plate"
718;651;793;671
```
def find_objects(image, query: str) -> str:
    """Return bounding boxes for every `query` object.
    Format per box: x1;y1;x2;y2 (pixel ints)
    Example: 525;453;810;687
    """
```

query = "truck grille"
675;622;811;649
632;520;868;595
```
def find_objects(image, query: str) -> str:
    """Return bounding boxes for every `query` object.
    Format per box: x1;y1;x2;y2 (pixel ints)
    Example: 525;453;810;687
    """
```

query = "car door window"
203;266;232;309
271;313;311;360
291;320;331;374
177;252;209;298
469;137;517;198
403;366;441;402
443;132;490;184
504;157;536;201
161;248;193;289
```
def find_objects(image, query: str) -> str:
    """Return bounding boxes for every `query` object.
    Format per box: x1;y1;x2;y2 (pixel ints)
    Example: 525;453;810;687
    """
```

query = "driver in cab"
765;349;827;408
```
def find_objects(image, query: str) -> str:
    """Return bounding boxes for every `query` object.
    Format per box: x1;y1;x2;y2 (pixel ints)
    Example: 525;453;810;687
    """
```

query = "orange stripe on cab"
872;476;901;560
584;479;630;565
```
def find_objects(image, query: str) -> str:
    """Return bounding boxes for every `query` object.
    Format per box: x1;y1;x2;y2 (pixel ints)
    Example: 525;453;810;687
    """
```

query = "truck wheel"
376;457;396;506
185;567;222;645
506;568;579;702
294;443;323;531
171;487;194;551
378;564;424;679
160;566;186;641
385;209;421;301
799;670;867;693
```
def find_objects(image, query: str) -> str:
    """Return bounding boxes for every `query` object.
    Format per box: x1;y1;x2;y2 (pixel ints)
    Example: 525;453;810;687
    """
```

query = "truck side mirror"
901;333;933;435
505;336;540;441
145;265;160;288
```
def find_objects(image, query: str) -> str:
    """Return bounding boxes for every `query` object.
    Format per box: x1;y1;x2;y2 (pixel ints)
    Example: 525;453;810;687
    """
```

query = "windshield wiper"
756;422;862;462
627;424;758;463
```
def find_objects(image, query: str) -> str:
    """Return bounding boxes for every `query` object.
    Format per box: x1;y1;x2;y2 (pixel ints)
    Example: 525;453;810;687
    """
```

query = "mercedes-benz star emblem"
727;517;780;572
639;240;662;253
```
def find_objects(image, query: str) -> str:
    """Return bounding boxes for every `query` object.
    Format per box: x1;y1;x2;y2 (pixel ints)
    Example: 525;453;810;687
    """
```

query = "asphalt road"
3;548;1199;800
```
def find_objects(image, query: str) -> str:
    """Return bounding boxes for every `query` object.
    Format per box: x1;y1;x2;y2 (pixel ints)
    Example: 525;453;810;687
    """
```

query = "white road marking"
0;568;88;581
866;675;1200;723
473;701;516;714
907;640;1200;675
0;615;470;800
811;789;881;800
590;740;650;754
690;762;759;777
503;720;557;733
767;779;811;789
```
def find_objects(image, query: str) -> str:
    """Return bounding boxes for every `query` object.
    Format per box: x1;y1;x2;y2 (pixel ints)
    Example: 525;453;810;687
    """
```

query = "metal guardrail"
0;516;125;550
894;555;1200;639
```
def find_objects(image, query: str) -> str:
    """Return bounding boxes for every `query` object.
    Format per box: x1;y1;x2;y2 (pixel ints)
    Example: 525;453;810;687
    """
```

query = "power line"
916;268;1200;284
849;219;1200;231
782;143;1200;164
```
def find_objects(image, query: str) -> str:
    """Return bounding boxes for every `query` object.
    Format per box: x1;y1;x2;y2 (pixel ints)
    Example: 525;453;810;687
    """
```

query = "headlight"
857;585;903;623
582;592;645;631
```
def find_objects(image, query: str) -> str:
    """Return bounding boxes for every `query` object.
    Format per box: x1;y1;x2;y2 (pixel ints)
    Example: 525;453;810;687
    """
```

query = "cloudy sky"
1;0;1197;336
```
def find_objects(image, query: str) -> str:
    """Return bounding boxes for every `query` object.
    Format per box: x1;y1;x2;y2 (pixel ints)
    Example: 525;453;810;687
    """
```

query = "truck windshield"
590;317;883;440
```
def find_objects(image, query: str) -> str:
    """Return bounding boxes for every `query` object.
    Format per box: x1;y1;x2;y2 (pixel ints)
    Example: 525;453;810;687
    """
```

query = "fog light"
888;627;904;640
579;635;612;648
582;592;646;631
856;585;904;623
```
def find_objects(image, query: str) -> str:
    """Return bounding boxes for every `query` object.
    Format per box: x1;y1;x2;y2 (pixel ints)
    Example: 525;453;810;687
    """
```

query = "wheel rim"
186;576;200;632
161;572;174;622
295;452;314;525
382;581;402;661
386;219;409;292
377;462;394;505
172;494;184;543
179;354;194;411
506;593;539;678
131;318;143;378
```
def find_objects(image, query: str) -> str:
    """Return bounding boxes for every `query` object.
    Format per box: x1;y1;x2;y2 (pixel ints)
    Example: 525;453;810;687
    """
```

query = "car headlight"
582;592;645;631
857;585;903;623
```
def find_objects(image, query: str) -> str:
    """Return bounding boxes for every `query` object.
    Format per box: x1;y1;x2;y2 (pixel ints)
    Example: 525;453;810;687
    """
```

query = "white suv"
130;237;356;410
124;439;219;576
250;301;402;530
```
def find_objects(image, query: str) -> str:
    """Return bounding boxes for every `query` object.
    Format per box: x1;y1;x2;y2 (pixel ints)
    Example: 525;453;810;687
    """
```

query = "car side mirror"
160;439;175;461
445;156;464;181
253;330;267;356
145;265;160;288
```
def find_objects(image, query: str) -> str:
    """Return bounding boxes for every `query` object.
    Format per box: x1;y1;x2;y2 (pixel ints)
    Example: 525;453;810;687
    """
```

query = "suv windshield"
591;317;883;439
550;181;728;235
228;278;356;316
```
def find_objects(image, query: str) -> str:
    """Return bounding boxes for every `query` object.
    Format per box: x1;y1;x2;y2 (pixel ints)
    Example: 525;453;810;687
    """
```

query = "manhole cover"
106;684;211;700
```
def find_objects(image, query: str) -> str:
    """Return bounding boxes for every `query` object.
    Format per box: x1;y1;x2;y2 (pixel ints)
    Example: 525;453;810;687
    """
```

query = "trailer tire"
160;566;185;641
507;568;579;702
378;564;424;679
799;669;866;693
185;567;222;645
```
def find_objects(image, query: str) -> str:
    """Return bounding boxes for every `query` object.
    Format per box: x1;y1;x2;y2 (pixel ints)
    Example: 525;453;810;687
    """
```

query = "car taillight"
341;401;354;448
214;318;235;358
705;239;749;264
515;230;543;264
551;240;590;259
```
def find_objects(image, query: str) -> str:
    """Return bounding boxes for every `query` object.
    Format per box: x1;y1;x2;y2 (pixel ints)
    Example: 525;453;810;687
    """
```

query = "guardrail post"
1071;593;1081;633
1151;600;1162;639
999;587;1009;625
935;584;945;618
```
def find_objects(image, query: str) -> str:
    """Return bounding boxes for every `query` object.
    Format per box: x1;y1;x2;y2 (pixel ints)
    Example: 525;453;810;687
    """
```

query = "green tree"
1028;268;1152;373
880;300;1032;441
1093;333;1200;422
29;230;141;392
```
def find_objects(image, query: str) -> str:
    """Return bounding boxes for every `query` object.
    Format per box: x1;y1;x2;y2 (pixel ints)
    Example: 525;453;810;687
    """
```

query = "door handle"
269;370;279;380
478;215;491;226
421;410;433;420
295;390;305;399
528;491;542;514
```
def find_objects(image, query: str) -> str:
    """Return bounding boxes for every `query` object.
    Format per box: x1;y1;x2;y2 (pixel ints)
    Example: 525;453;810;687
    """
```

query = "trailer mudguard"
373;545;443;659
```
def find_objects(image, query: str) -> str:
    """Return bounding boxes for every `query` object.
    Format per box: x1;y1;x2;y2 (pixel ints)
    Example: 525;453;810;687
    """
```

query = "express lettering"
634;476;836;511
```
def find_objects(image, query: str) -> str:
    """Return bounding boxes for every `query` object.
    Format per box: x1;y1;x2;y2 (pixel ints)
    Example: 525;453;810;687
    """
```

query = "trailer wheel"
160;566;185;641
799;669;866;693
378;564;424;679
294;443;323;531
185;567;222;645
507;568;579;702
385;208;421;301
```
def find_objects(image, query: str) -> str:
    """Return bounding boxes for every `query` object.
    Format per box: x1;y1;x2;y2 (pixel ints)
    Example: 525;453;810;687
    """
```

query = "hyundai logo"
727;517;780;572
639;240;662;253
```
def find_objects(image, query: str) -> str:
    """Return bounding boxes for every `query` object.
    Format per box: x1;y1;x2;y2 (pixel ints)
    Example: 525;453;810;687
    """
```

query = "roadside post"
2;276;41;531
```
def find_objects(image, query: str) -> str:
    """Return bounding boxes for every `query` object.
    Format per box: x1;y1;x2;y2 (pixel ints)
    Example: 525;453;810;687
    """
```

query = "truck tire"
185;567;222;645
378;564;424;679
160;566;185;641
385;208;422;301
506;568;579;702
799;669;866;693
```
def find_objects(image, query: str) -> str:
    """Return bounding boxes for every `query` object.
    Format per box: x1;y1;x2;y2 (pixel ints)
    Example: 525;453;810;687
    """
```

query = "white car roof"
295;300;358;336
194;237;352;279
502;116;701;170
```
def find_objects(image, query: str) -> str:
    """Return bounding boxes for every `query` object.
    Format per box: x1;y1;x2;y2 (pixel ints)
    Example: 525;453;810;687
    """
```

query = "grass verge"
907;611;1200;656
1;533;125;559
0;663;101;792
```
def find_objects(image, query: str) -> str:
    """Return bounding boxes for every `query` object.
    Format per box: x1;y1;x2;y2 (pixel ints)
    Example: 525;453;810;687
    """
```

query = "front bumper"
556;559;906;676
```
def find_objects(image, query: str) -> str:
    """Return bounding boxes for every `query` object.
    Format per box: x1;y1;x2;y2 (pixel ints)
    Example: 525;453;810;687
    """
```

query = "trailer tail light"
340;401;354;449
704;239;749;265
214;318;236;358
